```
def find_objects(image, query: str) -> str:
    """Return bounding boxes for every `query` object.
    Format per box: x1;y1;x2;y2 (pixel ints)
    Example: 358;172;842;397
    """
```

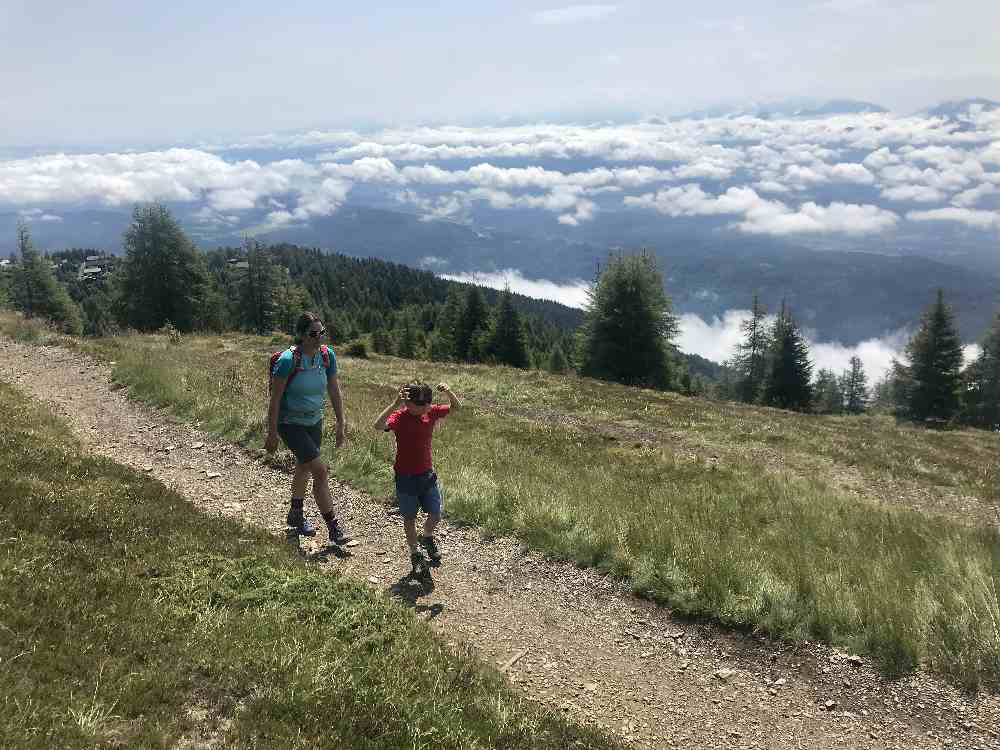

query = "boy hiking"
374;381;460;574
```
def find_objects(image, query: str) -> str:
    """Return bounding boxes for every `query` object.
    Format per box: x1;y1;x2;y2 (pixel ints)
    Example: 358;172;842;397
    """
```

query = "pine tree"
901;289;964;422
763;303;813;411
961;313;1000;430
548;343;569;373
456;286;488;362
273;278;314;335
9;222;83;334
733;295;770;403
433;287;464;361
397;320;417;359
813;369;843;414
485;288;529;368
238;238;279;334
841;355;869;414
118;204;210;331
371;328;393;354
578;252;679;389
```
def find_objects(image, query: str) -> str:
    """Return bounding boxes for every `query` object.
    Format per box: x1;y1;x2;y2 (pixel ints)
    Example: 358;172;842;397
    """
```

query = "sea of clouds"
4;108;998;370
5;106;999;234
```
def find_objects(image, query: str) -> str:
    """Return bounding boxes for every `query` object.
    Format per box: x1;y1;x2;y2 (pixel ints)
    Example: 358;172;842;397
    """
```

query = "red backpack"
268;345;331;392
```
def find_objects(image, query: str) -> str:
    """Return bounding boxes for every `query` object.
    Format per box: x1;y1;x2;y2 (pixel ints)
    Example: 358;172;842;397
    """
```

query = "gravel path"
2;337;997;750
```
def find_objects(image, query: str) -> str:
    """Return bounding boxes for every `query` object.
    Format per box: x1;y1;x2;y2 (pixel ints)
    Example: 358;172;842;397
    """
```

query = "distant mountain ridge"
921;98;999;119
676;97;887;120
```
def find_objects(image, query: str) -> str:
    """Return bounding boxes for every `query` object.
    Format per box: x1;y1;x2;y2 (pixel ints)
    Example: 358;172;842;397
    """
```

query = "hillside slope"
2;332;999;749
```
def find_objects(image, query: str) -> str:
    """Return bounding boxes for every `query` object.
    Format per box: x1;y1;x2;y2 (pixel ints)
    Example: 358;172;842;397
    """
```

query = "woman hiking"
265;311;351;546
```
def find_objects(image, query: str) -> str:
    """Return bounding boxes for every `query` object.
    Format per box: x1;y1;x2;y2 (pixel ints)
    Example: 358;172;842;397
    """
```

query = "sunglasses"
307;328;326;338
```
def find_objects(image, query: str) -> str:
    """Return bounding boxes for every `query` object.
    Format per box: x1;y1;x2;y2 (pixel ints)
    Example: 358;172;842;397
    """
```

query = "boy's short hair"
406;382;433;405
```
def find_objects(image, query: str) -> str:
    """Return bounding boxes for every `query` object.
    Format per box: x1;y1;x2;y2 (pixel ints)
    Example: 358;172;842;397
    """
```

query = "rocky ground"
2;337;997;750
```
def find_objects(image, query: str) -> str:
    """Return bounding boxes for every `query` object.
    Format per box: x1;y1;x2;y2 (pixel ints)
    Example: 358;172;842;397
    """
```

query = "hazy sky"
3;1;999;147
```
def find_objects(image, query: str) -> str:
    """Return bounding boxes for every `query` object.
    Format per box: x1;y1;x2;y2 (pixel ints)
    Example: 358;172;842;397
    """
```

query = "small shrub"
159;321;182;345
345;340;368;358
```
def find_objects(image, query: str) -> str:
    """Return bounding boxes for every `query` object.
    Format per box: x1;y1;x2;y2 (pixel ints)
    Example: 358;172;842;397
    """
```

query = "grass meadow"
3;313;999;691
0;375;620;749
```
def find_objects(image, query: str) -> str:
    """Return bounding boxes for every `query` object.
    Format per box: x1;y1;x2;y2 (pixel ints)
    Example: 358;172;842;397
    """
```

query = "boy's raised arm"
437;382;461;410
374;386;406;431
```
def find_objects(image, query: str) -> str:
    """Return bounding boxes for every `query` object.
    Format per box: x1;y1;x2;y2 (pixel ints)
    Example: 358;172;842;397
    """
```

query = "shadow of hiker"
307;544;352;561
285;529;353;561
388;571;444;620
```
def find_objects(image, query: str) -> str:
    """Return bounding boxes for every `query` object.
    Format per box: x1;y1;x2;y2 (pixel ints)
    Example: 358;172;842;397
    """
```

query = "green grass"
0;378;621;750
3;314;999;690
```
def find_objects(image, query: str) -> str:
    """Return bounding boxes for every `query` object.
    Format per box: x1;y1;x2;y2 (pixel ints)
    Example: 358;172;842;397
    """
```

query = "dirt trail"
2;337;997;750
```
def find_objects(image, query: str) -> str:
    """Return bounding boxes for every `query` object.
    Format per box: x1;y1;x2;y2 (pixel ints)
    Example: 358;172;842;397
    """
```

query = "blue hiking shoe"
286;508;317;537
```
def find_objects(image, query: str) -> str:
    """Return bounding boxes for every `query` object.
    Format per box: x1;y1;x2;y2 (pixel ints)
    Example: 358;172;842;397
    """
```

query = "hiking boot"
326;517;352;546
286;508;317;537
410;550;426;575
418;535;441;562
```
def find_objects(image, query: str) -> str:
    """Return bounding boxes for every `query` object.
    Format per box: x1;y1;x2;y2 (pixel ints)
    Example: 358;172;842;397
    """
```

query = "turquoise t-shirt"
272;347;338;426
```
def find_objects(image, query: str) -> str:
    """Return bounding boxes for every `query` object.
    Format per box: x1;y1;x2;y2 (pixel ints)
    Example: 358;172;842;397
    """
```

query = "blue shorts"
395;470;442;519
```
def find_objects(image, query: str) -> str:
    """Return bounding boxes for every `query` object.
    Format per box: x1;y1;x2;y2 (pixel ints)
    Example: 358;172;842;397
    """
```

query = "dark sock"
321;510;336;524
290;497;305;511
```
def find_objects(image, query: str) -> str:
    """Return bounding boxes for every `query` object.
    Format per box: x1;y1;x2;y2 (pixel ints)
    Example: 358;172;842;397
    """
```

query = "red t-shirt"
385;404;450;475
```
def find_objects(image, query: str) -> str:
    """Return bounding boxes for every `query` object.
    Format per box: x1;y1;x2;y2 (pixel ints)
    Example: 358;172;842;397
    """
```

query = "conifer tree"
396;319;417;359
841;355;869;414
9;222;83;334
485;288;529;368
763;302;813;411
118;204;210;331
578;252;678;389
238;238;279;334
273;278;313;335
900;289;964;422
813;369;843;414
433;287;464;360
961;313;1000;429
456;286;488;362
733;295;770;404
371;328;393;355
548;343;569;373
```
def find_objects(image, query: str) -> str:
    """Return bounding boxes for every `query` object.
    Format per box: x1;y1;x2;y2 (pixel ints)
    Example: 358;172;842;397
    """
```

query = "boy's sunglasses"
307;328;326;338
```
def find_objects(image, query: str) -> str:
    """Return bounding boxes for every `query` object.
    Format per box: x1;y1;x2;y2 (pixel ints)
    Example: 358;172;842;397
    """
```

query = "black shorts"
277;421;323;464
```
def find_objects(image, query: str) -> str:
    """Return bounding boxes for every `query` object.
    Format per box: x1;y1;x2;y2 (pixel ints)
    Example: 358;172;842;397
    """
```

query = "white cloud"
677;309;917;381
738;201;899;236
675;310;750;365
625;184;898;236
440;269;591;309
906;207;1000;229
964;344;983;366
952;183;999;208
880;184;947;203
531;5;618;25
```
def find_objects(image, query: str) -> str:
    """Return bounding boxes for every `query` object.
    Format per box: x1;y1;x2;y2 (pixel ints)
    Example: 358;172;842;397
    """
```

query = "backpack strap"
285;346;303;388
319;344;331;371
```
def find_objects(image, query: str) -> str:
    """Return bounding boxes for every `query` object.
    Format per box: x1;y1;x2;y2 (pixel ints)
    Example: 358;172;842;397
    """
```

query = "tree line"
722;289;1000;430
1;205;574;371
3;203;997;431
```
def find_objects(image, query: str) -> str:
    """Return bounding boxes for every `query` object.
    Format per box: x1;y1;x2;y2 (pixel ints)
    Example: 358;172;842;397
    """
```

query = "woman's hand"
264;431;279;453
335;421;347;448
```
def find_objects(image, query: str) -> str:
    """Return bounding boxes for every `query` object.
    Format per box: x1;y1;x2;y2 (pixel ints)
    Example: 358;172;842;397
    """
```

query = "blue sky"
2;1;998;146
